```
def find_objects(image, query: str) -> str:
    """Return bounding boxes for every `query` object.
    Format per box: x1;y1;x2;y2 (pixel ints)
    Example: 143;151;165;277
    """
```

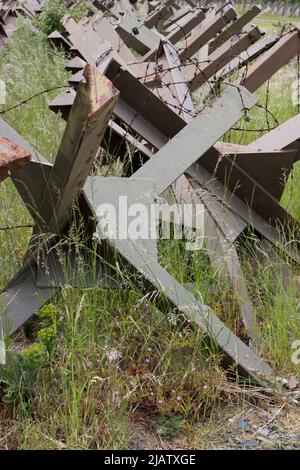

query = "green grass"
237;3;300;32
254;14;300;33
1;12;300;450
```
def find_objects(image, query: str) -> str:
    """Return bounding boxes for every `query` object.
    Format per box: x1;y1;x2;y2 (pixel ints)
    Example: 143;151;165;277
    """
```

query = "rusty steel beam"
49;86;151;165
68;68;84;88
185;0;196;7
0;67;118;336
249;113;300;153
109;120;154;159
209;5;262;54
194;144;298;226
0;137;31;183
64;13;145;78
215;1;234;15
48;30;72;51
0;1;17;52
225;148;300;201
92;0;122;19
102;58;185;148
67;27;110;64
239;27;300;93
48;87;77;121
146;40;195;119
238;114;300;201
0;0;17;20
19;0;45;16
172;173;256;341
177;5;237;63
163;5;191;31
187;25;262;92
61;15;80;35
202;205;256;340
142;6;236;62
65;55;87;72
163;40;195;119
165;8;206;46
216;34;279;82
49;63;176;151
1;79;277;387
90;12;146;77
143;0;175;29
0;0;45;51
36;65;118;234
116;15;161;56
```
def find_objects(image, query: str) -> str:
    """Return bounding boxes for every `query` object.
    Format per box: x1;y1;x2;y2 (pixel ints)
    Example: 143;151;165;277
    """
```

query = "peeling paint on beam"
239;28;300;93
0;137;31;183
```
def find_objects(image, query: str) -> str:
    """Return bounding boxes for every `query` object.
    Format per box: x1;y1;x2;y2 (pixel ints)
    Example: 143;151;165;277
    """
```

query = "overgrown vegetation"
35;0;92;36
0;4;300;450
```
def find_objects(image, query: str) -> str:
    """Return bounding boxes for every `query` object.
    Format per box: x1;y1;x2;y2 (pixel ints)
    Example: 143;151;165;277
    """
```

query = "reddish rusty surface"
0;136;31;183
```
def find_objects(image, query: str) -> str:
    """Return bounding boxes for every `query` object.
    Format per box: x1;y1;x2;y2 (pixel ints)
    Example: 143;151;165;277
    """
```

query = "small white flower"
92;232;101;242
147;373;161;385
167;313;178;326
106;348;122;363
90;376;102;384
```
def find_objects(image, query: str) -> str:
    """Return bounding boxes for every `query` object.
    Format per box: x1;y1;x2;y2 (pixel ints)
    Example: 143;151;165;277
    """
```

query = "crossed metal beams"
0;0;45;51
0;66;118;332
0;1;18;51
0;67;277;385
49;29;300;254
2;1;299;387
47;3;300;344
47;4;300;338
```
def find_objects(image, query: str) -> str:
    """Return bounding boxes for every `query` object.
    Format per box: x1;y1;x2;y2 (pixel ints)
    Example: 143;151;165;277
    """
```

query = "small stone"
257;427;271;437
237;418;249;430
270;407;282;419
241;439;259;449
260;438;277;450
287;375;299;390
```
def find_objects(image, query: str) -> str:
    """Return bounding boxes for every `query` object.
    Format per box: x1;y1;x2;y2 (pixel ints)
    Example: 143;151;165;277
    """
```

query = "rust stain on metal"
0;136;31;183
82;64;118;128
